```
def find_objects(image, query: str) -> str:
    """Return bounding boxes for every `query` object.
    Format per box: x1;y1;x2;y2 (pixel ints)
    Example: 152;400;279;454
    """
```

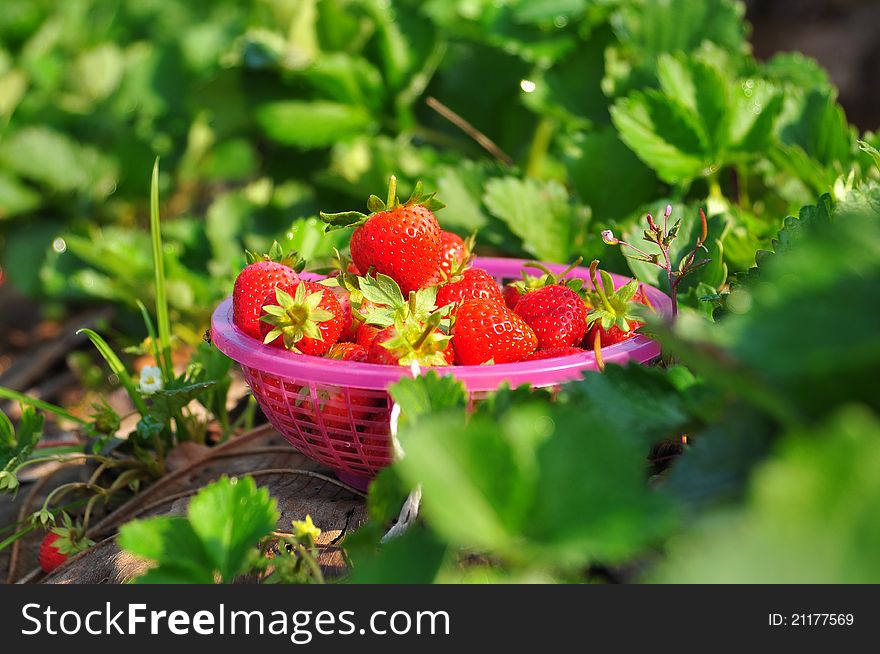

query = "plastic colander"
211;257;672;490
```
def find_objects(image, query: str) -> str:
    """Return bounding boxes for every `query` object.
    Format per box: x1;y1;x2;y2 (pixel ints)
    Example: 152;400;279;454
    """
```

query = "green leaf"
483;177;576;262
345;524;447;584
388;371;468;426
0;173;40;219
610;90;708;184
655;407;880;582
0;127;117;197
357;273;405;309
187;476;278;582
395;401;676;567
564;127;659;221
119;517;216;585
255;101;374;148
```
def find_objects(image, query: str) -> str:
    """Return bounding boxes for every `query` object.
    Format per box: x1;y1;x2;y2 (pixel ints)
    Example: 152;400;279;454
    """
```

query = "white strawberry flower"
138;365;164;395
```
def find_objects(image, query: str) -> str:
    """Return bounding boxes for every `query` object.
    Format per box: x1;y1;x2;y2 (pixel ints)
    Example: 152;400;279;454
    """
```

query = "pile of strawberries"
231;178;649;367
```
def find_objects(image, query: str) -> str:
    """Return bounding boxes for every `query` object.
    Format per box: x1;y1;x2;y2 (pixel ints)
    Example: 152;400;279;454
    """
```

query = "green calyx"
438;232;478;283
319;175;446;232
585;260;643;333
245;241;305;272
380;311;452;367
517;256;585;293
352;272;450;329
260;285;334;351
50;512;95;556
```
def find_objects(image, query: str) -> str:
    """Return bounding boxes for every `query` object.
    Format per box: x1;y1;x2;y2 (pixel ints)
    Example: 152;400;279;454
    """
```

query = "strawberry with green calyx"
501;257;584;310
39;513;94;573
233;241;305;340
367;310;455;367
452;299;538;365
435;267;503;313
584;260;645;348
514;283;588;349
438;231;471;280
355;272;450;329
320;176;445;295
259;282;344;355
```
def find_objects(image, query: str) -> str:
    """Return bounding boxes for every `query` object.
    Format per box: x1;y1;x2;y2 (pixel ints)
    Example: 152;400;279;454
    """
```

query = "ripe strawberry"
321;177;444;295
330;286;358;342
39;514;94;574
584;261;647;348
501;258;583;310
436;268;503;313
523;346;586;361
438;231;468;279
452;300;538;365
232;243;302;340
259;281;344;356
326;342;368;362
355;321;382;348
39;533;67;573
514;284;588;349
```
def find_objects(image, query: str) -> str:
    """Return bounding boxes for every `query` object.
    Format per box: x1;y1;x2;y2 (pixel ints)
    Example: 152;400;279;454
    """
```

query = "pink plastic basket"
211;257;672;490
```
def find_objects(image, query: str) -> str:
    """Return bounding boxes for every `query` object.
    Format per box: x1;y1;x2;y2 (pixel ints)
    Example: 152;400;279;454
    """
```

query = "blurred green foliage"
1;0;877;342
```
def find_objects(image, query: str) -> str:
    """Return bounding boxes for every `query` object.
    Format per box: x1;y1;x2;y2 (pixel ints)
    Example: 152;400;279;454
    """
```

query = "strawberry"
326;342;368;362
320;388;384;430
523;346;586;361
501;258;583;310
259;281;344;356
355;321;382;348
330;286;358;342
436;268;503;313
452;299;538;365
438;231;469;279
321;177;444;295
39;514;94;574
232;242;303;340
584;260;647;348
39;533;67;573
514;284;588;349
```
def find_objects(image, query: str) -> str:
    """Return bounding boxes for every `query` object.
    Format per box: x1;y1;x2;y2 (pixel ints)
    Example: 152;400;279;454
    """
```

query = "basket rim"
210;257;671;391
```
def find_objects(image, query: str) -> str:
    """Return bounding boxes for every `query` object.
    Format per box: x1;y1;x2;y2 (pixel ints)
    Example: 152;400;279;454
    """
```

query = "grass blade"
0;387;90;426
77;329;149;415
136;299;165;376
150;159;173;380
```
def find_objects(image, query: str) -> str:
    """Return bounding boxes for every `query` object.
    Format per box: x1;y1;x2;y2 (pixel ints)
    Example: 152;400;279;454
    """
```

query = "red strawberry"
259;281;344;356
438;231;467;279
330;286;358;342
514;285;588;349
524;346;586;361
502;258;584;310
584;261;647;349
436;268;503;313
355;321;382;348
39;533;67;573
326;342;368;362
321;177;444;295
232;243;302;340
39;514;94;574
502;283;525;310
452;300;538;365
367;323;454;366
